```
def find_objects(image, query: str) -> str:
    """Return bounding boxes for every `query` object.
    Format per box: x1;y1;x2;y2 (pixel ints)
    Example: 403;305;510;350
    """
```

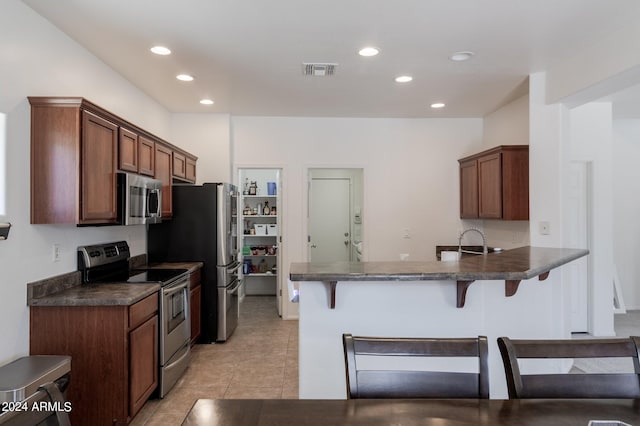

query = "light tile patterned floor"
131;296;298;425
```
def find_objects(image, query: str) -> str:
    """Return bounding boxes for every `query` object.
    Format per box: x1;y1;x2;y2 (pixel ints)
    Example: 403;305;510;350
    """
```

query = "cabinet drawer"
190;268;202;288
129;293;158;330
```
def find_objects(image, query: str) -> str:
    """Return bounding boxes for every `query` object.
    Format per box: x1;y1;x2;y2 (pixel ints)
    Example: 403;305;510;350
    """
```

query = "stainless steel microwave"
117;172;162;225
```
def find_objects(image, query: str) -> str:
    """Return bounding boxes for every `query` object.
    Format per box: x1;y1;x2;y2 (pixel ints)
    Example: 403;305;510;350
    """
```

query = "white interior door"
567;162;590;332
309;177;351;262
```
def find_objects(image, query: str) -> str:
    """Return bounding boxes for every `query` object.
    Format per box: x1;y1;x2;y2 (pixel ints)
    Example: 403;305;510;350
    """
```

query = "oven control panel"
78;241;131;269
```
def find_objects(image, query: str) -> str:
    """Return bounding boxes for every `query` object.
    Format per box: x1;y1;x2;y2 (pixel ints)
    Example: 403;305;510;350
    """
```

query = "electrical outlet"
400;253;409;261
403;228;411;239
52;244;61;262
539;221;550;235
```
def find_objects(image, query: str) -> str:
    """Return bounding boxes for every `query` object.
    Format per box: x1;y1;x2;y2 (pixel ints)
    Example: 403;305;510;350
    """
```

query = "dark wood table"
182;398;640;425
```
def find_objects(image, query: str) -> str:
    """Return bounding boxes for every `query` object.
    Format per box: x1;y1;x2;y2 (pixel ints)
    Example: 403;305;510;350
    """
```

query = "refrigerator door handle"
228;278;242;295
218;261;241;286
227;262;241;274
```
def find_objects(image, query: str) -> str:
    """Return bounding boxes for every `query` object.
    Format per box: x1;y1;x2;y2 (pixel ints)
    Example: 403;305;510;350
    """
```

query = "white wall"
170;114;232;184
528;72;570;338
232;116;484;318
479;94;531;250
566;103;615;336
0;0;174;365
612;119;640;309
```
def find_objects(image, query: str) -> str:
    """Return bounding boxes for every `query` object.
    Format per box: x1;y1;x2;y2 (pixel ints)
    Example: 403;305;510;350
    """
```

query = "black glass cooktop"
127;268;189;284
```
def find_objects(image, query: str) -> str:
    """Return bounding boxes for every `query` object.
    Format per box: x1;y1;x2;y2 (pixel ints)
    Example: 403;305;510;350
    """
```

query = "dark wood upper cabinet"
155;144;173;218
186;157;197;183
458;145;529;220
173;151;186;179
29;97;197;224
118;127;139;173
138;135;155;176
29;97;120;225
81;111;118;223
459;159;478;219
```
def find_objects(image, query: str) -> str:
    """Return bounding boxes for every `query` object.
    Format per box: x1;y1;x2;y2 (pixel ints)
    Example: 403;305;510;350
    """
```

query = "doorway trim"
234;163;288;318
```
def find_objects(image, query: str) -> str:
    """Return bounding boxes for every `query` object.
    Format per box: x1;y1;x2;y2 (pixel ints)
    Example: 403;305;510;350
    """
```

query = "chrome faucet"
458;228;488;256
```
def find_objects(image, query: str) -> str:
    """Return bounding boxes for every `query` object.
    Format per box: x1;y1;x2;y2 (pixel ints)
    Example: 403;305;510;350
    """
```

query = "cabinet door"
138;136;155;176
459;159;478;218
173;152;187;179
477;153;502;219
186;158;197;183
81;110;118;223
129;315;158;417
155;144;173;217
118;128;138;172
190;284;202;345
501;149;529;220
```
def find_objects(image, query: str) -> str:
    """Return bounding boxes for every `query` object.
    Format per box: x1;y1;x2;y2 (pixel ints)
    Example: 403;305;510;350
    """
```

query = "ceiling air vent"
303;63;337;77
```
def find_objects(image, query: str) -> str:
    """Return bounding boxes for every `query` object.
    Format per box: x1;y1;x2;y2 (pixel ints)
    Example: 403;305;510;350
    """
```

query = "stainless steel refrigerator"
147;183;240;343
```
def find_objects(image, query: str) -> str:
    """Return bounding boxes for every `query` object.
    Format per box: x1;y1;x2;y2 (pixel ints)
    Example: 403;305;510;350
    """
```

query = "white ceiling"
21;0;640;118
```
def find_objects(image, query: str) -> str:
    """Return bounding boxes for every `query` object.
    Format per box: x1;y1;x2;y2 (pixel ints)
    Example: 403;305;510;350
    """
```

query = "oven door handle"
165;344;191;370
163;280;189;297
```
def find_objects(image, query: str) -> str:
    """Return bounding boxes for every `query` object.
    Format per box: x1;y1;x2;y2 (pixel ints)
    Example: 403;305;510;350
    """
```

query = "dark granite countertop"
28;282;160;306
290;246;589;282
146;261;203;273
27;261;202;307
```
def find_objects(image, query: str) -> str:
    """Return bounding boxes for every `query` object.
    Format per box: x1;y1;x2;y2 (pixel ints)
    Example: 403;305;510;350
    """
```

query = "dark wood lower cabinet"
30;293;159;425
190;269;202;345
129;315;158;416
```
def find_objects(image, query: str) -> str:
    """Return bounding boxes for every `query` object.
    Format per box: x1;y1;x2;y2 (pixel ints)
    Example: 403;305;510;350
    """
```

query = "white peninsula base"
299;277;564;400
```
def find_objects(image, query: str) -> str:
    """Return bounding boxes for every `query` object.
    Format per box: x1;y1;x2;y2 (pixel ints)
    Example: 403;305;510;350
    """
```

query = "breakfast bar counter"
289;246;589;399
290;246;588;308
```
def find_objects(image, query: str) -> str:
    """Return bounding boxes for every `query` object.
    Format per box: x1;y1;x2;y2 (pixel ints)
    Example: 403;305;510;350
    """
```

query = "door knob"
344;232;349;237
344;241;349;246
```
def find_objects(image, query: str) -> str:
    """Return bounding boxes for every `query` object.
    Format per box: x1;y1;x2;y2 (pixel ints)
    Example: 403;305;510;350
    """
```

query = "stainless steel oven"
159;274;191;398
77;241;191;398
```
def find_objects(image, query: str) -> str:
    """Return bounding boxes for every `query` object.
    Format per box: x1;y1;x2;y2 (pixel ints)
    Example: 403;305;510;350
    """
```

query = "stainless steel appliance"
117;172;162;225
147;183;241;343
77;241;190;398
0;355;71;425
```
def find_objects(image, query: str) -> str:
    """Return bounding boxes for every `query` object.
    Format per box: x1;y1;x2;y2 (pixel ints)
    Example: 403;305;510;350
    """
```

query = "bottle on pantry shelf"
263;201;270;215
243;178;249;195
249;181;257;195
270;206;276;216
259;259;268;273
256;202;262;215
243;259;252;274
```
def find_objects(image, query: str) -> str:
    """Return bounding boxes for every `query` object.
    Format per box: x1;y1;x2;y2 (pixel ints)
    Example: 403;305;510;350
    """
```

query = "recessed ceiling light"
431;102;446;109
450;51;474;61
150;46;171;55
395;75;413;83
358;47;379;57
176;74;194;82
200;99;214;105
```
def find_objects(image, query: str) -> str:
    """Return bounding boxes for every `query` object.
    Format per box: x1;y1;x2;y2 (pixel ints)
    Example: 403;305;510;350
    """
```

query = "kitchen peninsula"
289;246;588;399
